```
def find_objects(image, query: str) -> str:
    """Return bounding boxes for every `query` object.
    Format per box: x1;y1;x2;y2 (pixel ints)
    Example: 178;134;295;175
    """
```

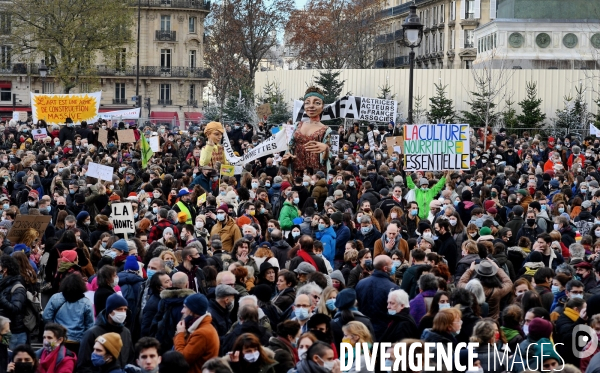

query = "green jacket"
278;200;299;230
407;175;446;220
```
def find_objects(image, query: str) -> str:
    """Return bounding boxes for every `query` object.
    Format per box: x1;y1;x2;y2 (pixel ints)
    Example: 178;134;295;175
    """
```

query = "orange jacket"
174;314;220;373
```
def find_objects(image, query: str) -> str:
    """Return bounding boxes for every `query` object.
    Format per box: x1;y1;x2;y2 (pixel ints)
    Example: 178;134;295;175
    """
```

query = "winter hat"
281;181;291;191
488;207;498;214
419;178;429;186
550;179;560;188
259;261;278;276
60;250;78;263
330;270;345;286
178;189;190;197
274;176;283;184
105;294;128;315
218;204;229;214
333;190;344;198
112;239;129;253
177;212;187;223
215;284;239;299
74;194;86;204
331;212;343;224
512;205;524;216
335;288;357;310
95;333;123;359
516;189;529;196
184;293;208;316
28;190;39;199
528;319;553;341
462;190;472;201
162;227;174;238
13;244;30;254
251;284;273;303
126;192;138;201
124;256;139;271
484;200;495;212
529;251;544;263
76;211;90;221
294;262;316;274
479;227;492;236
109;194;121;202
418;221;431;233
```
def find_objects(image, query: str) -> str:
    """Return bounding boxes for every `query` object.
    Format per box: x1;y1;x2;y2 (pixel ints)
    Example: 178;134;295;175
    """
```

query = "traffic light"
145;97;151;110
135;95;142;108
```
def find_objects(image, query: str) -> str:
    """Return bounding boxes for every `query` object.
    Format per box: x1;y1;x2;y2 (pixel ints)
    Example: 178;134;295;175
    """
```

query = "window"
0;14;10;35
115;83;125;100
466;0;475;19
160;49;171;69
189;84;195;101
160;15;171;31
465;60;472;69
116;48;126;71
464;30;474;48
43;82;54;94
80;83;89;93
450;1;455;20
0;88;9;101
440;32;444;50
440;4;444;23
0;46;10;69
159;84;171;102
451;29;455;49
189;50;196;68
189;17;196;33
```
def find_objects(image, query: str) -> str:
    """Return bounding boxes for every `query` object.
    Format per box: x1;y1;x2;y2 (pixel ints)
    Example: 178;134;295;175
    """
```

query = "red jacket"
37;345;77;373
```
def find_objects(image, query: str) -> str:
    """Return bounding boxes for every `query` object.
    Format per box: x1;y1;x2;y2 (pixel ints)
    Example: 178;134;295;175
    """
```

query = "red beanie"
61;250;78;263
281;181;291;191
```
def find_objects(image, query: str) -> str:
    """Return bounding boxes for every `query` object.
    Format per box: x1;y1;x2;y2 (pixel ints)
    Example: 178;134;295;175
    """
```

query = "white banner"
293;96;397;123
367;131;376;148
222;129;288;167
93;108;141;121
31;91;102;125
591;123;600;137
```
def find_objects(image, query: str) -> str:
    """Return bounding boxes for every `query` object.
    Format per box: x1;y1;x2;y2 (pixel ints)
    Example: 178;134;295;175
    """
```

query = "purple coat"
409;289;437;325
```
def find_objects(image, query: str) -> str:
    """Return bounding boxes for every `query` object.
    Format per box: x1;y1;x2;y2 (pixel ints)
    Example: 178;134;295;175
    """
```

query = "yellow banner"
31;92;102;125
220;165;235;176
197;193;206;206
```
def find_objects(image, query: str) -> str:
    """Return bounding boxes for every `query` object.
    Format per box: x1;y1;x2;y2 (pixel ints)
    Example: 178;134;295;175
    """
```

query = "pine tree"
314;69;345;103
257;80;291;125
413;94;426;124
502;99;519;130
427;83;456;124
551;83;592;137
516;81;546;128
460;79;499;128
377;81;396;100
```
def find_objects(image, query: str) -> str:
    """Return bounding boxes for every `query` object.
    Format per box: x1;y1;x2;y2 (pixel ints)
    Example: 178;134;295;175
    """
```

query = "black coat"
288;253;328;274
93;285;116;317
0;275;27;334
272;287;295;312
554;309;586;366
207;298;232;336
219;321;272;356
379;308;419;343
435;232;458;274
330;309;376;347
140;289;161;337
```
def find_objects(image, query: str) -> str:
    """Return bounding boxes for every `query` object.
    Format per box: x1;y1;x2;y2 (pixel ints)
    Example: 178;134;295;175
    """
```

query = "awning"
184;112;203;120
150;111;179;120
0;82;11;89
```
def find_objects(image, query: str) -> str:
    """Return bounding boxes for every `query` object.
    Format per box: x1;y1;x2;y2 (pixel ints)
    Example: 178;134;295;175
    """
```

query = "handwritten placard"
117;129;136;143
110;202;135;234
87;162;114;181
98;129;108;145
385;136;404;157
149;136;160;152
367;131;376;148
331;134;340;154
403;124;470;171
7;215;52;244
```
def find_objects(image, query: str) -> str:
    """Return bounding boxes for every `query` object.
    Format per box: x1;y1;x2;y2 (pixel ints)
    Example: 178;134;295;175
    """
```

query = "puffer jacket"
311;179;329;211
151;287;195;352
315;226;336;265
454;253;480;283
406;175;446;220
210;216;242;253
43;292;94;342
117;271;145;329
279;201;299;231
0;275;27;334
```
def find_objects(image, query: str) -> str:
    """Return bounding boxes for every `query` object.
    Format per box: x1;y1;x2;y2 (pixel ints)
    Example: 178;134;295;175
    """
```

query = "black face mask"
310;329;332;344
14;362;35;373
191;256;204;266
527;219;536;227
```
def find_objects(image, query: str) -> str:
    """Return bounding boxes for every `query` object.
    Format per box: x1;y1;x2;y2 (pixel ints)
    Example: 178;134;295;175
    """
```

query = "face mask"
326;299;336;311
265;183;271;187
454;201;459;207
364;259;372;267
449;219;457;226
165;260;174;268
571;293;584;299
554;223;560;231
469;232;477;237
217;213;226;221
261;208;266;214
43;340;58;352
439;303;451;310
551;285;561;295
111;310;127;324
391;213;397;219
558;207;565;214
294;307;310;320
317;356;335;372
226;301;234;312
298;348;307;359
318;223;326;231
107;251;117;259
361;226;371;235
411;209;418;216
388;309;397;315
251;182;259;189
180;233;187;241
153;207;159;214
582;189;588;193
527;219;535;227
293;197;300;205
292;231;300;238
91;353;107;367
244;351;260;363
2;204;7;210
28;201;36;207
302;181;309;187
423;232;432;238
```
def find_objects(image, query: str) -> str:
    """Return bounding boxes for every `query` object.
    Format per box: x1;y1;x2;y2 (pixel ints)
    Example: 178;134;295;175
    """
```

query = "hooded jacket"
151;287;195;352
117;271;145;329
173;313;220;373
315;225;336;265
406;176;446;220
210;216;242;253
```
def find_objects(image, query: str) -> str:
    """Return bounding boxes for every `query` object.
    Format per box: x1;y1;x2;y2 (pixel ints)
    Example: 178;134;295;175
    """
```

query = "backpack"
15;188;30;207
10;283;41;333
271;190;282;219
575;219;594;237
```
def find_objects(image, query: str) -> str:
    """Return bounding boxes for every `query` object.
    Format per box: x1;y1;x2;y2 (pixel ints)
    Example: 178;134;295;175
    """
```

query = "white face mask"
111;311;127;324
448;219;457;226
297;348;308;359
112;277;119;287
244;351;260;363
317;356;335;372
196;222;204;229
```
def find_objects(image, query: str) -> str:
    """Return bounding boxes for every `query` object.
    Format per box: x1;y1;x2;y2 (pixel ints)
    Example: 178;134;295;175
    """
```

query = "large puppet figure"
200;121;228;168
282;87;332;176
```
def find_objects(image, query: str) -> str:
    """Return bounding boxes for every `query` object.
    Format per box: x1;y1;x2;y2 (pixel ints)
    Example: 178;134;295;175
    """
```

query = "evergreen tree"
257;80;291;125
427;83;455;124
460;79;499;128
516;81;546;128
502;99;519;130
314;69;345;103
378;81;396;100
551;83;591;137
413;94;426;124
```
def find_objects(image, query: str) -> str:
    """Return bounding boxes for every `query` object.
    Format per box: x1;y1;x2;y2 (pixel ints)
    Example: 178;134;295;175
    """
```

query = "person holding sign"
200;122;229;169
282;87;333;176
406;171;450;221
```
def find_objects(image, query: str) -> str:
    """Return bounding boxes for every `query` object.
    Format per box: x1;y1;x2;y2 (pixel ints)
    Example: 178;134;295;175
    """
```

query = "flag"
220;164;235;176
197;192;206;206
140;132;154;168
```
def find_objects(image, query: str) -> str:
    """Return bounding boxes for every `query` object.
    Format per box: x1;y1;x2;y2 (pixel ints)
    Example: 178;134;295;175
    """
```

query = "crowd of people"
0;115;599;373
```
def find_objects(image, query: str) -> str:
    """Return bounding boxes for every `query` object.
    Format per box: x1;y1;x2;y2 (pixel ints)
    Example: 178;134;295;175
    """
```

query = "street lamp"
39;59;48;94
402;4;423;124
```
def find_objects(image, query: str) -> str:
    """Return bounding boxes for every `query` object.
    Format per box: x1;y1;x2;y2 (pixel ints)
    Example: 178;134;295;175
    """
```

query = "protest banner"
220;164;235;176
87;162;114;181
385;136;404;157
33;128;48;141
591;124;600;137
18;112;27;122
30;92;102;125
331;134;340;154
98;129;108;145
111;202;135;235
149;136;160;152
117;129;136;143
92;108;141;122
403;124;470;171
222;129;288;167
12;112;18;122
7;215;51;244
292;96;397;123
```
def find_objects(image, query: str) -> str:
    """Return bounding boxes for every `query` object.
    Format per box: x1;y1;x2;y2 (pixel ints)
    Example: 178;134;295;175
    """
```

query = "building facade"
376;0;496;69
0;0;210;124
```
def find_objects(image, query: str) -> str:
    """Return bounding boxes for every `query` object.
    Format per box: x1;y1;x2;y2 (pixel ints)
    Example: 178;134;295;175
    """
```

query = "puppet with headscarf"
200;121;229;168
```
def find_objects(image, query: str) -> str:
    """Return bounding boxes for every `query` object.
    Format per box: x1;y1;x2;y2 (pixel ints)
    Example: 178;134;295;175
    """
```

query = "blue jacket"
315;226;336;265
117;271;145;329
140;288;161;337
43;292;94;342
191;173;212;194
355;270;399;341
333;224;351;261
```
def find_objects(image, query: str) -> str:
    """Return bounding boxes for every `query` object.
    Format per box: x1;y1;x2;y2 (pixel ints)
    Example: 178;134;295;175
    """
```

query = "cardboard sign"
98;129;108;145
33;128;48;141
149;136;160;152
331;134;340;154
385;136;404;156
87;162;114;181
110;202;135;234
403;124;471;171
7;215;52;244
18;112;27;122
117;129;136;143
257;103;272;118
367;131;376;148
220;164;235;176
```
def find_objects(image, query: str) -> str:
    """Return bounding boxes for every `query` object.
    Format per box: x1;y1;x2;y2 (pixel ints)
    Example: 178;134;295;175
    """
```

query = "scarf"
297;249;318;271
39;345;62;373
564;307;580;322
500;326;520;342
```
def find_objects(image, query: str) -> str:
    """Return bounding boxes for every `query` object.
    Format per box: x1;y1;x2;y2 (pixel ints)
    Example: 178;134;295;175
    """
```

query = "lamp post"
39;60;48;94
402;4;423;124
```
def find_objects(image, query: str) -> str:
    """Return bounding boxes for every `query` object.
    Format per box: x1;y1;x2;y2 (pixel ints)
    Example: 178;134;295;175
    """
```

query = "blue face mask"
318;223;326;231
558;207;565;214
438;303;451;310
2;204;8;210
153;207;159;214
349;181;355;187
134;213;138;219
411;209;418;216
107;251;118;259
388;309;396;316
101;242;107;249
217;213;226;221
294;307;310;320
91;353;106;367
265;183;271;187
69;189;75;194
541;205;547;211
390;264;397;276
292;231;300;238
551;285;561;295
364;259;372;267
251;182;259;189
361;226;371;235
293;197;300;205
326;299;336;311
147;269;156;280
302;181;309;187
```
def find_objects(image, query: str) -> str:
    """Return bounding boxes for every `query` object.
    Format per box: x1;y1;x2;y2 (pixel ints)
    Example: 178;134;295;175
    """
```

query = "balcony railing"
156;30;176;41
379;0;429;18
395;56;409;67
394;29;403;41
187;99;198;106
136;0;210;10
158;99;172;105
26;65;210;78
113;98;128;104
375;32;394;45
464;43;474;48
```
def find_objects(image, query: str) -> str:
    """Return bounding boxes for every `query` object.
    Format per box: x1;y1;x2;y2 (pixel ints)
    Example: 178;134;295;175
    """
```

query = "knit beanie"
111;239;129;253
105;294;128;315
60;250;78;263
124;256;139;271
95;333;123;359
528;318;553;341
330;270;345;286
184;293;208;316
335;288;356;310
